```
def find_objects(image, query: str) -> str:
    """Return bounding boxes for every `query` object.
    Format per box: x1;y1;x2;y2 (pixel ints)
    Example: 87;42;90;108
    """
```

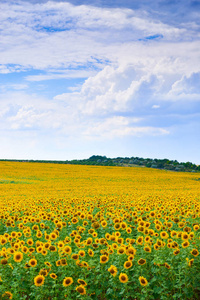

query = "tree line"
1;155;200;172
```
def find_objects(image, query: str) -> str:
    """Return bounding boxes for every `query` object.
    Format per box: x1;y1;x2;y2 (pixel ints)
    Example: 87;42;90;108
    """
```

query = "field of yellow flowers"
0;161;200;300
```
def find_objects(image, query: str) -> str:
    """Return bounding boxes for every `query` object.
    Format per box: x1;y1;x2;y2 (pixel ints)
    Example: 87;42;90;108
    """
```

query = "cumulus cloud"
167;72;200;99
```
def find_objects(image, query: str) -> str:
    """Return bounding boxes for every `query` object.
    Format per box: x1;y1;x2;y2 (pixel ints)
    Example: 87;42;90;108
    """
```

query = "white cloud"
0;84;28;92
167;72;200;100
25;69;97;81
0;0;200;150
83;116;169;138
1;0;199;72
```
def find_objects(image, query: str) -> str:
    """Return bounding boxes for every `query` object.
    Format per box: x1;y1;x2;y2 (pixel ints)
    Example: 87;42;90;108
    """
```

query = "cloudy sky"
0;0;200;163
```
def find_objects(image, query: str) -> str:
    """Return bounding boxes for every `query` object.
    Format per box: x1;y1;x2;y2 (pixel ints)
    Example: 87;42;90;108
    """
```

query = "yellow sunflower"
34;275;45;287
139;276;148;287
119;273;128;283
76;285;86;295
2;291;13;299
29;258;37;267
13;252;23;263
63;277;73;287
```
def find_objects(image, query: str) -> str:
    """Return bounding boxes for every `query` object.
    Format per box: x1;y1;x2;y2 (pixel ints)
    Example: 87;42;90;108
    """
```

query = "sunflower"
188;259;194;267
63;246;72;255
154;244;159;250
171;241;178;248
1;258;8;265
139;276;148;287
160;231;169;239
124;260;132;269
100;255;109;264
45;261;51;267
117;247;125;255
150;211;156;217
108;265;117;277
182;241;190;248
34;275;45;287
44;242;50;249
88;249;94;257
77;279;87;286
36;231;43;238
56;260;61;266
92;242;98;249
137;226;144;233
78;250;85;257
164;263;171;269
121;222;127;230
112;243;118;250
125;227;132;234
114;223;121;230
49;245;57;252
29;258;37;267
56;222;63;229
189;232;194;239
25;263;30;268
171;231;177;238
32;225;39;231
71;254;79;260
63;277;73;287
182;233;189;240
138;258;146;265
128;255;134;261
119;273;128;283
29;247;35;253
22;246;29;253
86;238;93;245
136;236;143;245
60;258;67;266
2;291;13;299
45;234;50;240
144;246;151;253
155;224;161;231
39;269;49;276
156;239;162;246
92;222;100;229
71;217;78;224
14;252;23;263
76;285;86;295
167;243;172;249
41;250;47;256
50;233;57;240
36;246;43;253
173;249;180;255
178;222;185;228
27;239;34;246
57;241;64;249
126;247;136;256
191;249;199;257
50;273;57;279
101;220;107;228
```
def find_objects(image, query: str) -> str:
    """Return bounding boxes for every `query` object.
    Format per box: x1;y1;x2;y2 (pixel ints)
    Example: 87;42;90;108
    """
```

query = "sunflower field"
0;161;200;299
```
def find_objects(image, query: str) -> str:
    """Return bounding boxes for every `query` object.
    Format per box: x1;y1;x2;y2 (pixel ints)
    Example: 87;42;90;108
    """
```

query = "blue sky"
0;0;200;164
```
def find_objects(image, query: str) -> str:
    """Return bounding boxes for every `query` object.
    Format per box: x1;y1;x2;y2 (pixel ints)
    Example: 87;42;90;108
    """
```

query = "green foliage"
0;156;199;172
